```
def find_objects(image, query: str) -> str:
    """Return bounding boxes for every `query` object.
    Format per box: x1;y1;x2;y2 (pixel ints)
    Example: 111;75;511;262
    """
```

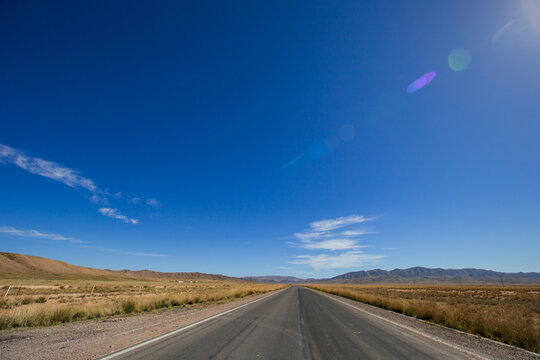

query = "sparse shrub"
122;299;136;313
0;282;285;331
0;299;8;309
22;297;34;305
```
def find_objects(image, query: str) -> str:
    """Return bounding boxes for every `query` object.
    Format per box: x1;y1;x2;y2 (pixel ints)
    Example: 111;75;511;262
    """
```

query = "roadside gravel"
0;291;277;360
314;288;539;360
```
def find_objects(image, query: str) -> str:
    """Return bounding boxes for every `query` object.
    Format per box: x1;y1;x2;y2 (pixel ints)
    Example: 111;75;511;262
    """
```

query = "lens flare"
282;141;329;171
448;48;471;71
492;18;527;44
522;0;540;33
406;71;437;93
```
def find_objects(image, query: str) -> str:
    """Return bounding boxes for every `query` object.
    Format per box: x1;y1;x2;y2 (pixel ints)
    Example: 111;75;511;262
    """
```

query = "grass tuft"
0;281;284;330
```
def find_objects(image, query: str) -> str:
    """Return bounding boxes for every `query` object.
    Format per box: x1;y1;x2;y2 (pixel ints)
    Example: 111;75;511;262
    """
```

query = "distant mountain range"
243;276;307;284
245;267;540;284
2;252;538;284
326;267;540;284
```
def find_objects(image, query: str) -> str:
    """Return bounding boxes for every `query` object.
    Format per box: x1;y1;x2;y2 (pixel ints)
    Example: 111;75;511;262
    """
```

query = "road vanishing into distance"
104;287;477;360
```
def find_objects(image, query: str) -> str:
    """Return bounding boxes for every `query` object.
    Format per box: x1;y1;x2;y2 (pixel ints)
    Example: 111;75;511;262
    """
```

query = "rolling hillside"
0;252;237;281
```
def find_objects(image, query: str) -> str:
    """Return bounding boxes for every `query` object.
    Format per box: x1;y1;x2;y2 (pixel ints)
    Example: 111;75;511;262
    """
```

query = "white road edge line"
311;289;491;360
99;288;285;360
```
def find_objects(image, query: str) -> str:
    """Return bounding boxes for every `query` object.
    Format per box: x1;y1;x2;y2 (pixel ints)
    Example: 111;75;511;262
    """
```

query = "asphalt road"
107;287;475;360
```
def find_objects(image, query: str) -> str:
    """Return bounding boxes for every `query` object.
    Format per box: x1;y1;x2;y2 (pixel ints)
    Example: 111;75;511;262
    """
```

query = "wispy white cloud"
291;216;375;250
310;215;375;232
98;208;139;224
146;198;161;208
0;226;84;243
0;144;99;194
0;226;166;257
382;247;396;250
341;230;374;237
294;232;325;240
288;214;383;271
290;251;384;270
298;239;370;251
0;143;143;224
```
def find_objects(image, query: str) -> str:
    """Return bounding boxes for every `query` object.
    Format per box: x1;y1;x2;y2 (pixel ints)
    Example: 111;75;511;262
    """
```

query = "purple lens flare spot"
407;71;437;93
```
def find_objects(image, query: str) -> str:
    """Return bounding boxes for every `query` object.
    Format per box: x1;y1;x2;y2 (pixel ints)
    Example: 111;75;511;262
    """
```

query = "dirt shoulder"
312;288;539;360
0;291;277;360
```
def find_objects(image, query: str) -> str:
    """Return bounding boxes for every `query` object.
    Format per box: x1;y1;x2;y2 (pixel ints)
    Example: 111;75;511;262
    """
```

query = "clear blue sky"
1;1;539;278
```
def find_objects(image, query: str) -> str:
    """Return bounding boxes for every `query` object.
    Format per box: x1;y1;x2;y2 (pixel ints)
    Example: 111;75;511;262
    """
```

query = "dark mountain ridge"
248;267;540;284
243;276;306;284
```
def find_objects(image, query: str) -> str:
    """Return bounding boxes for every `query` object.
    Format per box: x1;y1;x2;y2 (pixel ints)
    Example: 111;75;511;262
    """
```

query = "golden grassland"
0;279;285;330
305;284;540;353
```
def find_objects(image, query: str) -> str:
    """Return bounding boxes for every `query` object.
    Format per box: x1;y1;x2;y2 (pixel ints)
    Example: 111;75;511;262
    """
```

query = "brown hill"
0;252;237;281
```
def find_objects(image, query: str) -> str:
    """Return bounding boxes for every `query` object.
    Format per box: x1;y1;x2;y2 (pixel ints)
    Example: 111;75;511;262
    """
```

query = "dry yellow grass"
306;284;540;353
0;279;285;330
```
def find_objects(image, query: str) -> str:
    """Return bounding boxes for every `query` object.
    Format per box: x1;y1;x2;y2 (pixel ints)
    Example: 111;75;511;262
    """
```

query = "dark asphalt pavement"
108;287;473;360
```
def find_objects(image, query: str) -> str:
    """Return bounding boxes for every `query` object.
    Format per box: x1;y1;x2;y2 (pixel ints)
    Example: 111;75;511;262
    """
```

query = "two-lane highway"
104;287;480;360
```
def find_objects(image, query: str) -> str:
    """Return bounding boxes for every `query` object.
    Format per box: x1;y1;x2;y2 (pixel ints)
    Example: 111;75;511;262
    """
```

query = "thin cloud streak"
0;144;99;194
310;215;375;232
0;226;166;257
294;232;325;240
0;226;84;243
98;208;139;224
341;230;375;237
290;251;384;270
297;239;370;251
146;198;161;208
1;143;150;224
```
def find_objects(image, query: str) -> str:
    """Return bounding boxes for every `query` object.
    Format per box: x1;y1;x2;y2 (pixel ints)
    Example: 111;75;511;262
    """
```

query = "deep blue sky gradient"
1;1;539;277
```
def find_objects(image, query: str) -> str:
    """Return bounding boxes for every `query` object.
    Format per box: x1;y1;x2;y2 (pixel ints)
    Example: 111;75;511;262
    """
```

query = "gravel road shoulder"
311;288;539;360
2;287;538;360
0;291;278;360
